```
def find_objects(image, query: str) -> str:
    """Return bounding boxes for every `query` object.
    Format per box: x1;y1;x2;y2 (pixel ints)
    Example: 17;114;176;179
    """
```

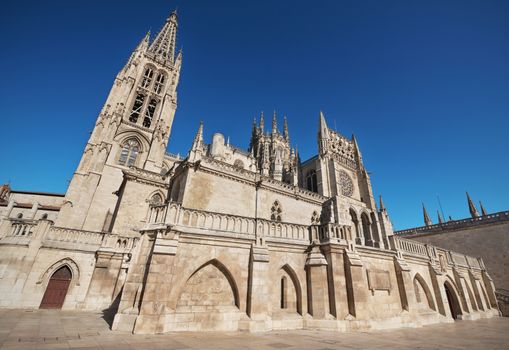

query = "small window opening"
143;99;157;127
141;67;154;89
280;276;287;309
154;73;166;94
129;94;145;123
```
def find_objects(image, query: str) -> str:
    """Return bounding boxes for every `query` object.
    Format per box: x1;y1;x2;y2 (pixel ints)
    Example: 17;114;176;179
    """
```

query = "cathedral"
0;11;500;333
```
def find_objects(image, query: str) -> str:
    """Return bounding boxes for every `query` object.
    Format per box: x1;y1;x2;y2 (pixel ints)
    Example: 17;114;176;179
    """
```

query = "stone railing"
310;223;352;242
152;203;313;242
391;236;484;271
258;219;309;241
45;226;105;246
395;210;509;237
392;236;428;258
165;152;183;160
165;203;256;237
148;204;168;224
9;219;36;237
450;251;469;268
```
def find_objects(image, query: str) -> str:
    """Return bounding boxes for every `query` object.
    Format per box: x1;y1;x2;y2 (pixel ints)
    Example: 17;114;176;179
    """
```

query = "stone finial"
283;115;289;140
479;201;488;216
134;31;150;52
272;110;278;133
466;192;480;218
191;121;203;150
379;195;386;212
422;203;432;226
437;211;443;224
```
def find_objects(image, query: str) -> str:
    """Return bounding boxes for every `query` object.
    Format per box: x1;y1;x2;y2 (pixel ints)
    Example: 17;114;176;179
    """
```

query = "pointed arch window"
129;94;145;123
118;139;140;167
150;193;163;205
306;170;318;193
271;201;282;222
141;67;154;89
281;276;287;309
153;72;166;94
143;99;158;128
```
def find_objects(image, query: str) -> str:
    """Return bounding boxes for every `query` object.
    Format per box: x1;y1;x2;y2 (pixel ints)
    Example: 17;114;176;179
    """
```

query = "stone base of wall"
113;309;498;334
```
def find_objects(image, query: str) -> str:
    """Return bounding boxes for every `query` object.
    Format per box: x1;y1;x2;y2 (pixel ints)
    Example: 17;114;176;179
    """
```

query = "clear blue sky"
1;0;508;230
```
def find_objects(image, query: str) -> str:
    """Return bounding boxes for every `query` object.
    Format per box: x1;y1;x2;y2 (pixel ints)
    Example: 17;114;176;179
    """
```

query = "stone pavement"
0;310;508;350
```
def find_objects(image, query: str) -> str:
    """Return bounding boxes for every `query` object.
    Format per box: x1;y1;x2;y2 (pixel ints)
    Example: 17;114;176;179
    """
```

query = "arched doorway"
444;281;462;320
40;266;72;309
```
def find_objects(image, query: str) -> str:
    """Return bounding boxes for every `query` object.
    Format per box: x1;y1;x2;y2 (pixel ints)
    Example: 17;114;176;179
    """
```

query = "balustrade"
10;220;36;236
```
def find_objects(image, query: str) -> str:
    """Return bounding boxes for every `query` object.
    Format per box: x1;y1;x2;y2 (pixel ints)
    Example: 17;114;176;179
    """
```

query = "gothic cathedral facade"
0;11;500;333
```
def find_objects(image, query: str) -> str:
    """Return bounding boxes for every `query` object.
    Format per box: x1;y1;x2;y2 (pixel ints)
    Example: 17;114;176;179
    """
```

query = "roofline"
10;190;65;197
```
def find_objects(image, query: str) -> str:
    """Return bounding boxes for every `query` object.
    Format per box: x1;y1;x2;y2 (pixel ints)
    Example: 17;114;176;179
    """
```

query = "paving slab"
0;310;508;349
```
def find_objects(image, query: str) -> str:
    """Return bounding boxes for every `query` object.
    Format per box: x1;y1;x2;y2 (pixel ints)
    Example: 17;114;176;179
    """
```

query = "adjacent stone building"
396;197;509;316
0;10;500;333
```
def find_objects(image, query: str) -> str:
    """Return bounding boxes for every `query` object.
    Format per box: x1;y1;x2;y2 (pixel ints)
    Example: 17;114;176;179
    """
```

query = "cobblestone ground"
0;310;508;350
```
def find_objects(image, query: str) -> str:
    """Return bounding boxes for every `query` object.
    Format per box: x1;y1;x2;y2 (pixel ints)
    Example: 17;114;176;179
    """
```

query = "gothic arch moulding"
413;273;436;311
179;259;240;308
114;131;150;153
147;189;166;204
280;264;303;314
37;258;80;289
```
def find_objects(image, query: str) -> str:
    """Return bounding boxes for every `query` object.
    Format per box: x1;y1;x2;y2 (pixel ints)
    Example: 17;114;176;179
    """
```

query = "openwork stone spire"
149;10;178;63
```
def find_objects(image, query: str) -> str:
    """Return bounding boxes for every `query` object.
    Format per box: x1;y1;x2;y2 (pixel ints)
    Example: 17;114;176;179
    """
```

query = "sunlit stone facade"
0;11;500;333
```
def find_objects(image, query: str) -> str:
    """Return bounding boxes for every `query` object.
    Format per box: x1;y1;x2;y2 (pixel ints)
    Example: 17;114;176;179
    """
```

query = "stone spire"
352;134;364;170
423;204;432;226
318;111;329;155
466;192;480;218
437;210;444;224
135;31;151;52
379;195;386;212
272;110;278;134
149;10;178;63
259;112;264;132
319;111;328;139
283;115;289;140
192;121;203;150
479;201;488;216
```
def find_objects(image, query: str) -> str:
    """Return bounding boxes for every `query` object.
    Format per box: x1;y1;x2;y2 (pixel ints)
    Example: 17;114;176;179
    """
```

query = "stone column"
133;229;180;334
322;244;349;319
343;248;368;318
242;240;270;331
428;263;447;316
393;254;417;312
306;245;329;319
481;270;498;309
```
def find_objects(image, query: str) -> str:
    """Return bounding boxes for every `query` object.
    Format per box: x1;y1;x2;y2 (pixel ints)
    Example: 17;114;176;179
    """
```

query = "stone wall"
397;218;509;291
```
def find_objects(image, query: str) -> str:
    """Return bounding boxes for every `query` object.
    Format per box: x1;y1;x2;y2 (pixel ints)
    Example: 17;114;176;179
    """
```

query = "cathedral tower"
56;11;182;232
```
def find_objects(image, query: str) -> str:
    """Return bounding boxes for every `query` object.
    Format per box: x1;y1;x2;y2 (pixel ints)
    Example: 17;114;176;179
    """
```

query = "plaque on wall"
367;269;391;295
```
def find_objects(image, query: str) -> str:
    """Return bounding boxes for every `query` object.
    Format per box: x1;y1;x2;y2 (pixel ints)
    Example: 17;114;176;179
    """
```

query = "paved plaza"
0;310;507;350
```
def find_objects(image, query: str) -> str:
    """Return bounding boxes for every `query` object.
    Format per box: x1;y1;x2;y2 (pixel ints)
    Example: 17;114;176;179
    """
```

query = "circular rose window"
338;170;354;197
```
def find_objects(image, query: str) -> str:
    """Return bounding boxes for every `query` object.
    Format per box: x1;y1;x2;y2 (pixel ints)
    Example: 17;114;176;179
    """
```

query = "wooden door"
40;266;72;309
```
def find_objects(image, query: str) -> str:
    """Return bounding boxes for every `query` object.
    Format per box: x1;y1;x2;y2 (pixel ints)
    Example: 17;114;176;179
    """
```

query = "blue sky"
1;0;507;230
